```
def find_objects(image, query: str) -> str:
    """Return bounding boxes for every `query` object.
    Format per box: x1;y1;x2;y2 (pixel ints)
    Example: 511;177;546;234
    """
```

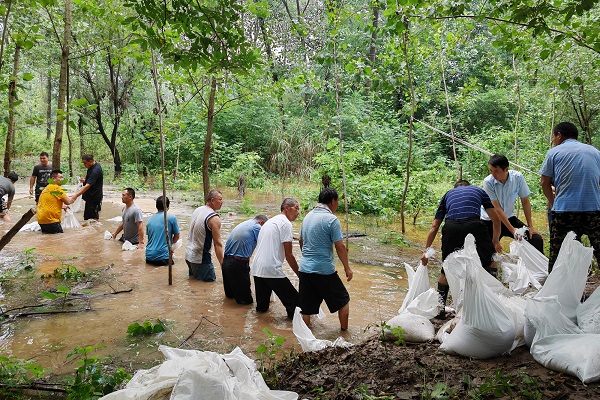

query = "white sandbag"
99;345;298;400
399;260;440;317
122;240;137;251
385;311;434;343
536;232;592;323
510;228;548;285
172;239;183;250
406;288;441;318
63;209;81;229
499;294;528;350
292;308;351;352
104;230;114;240
435;316;458;344
496;253;542;294
443;234;513;312
531;334;600;384
20;222;41;232
107;216;122;222
440;262;516;359
577;287;600;334
70;182;83;212
526;296;600;384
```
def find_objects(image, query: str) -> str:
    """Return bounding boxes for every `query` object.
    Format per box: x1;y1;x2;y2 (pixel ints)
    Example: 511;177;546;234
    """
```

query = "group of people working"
186;188;353;330
421;121;600;318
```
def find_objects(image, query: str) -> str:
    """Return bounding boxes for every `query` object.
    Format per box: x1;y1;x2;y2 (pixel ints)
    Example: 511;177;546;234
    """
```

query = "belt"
225;255;250;261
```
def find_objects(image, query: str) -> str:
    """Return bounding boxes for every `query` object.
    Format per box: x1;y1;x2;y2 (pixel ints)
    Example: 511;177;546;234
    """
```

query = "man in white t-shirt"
251;198;300;320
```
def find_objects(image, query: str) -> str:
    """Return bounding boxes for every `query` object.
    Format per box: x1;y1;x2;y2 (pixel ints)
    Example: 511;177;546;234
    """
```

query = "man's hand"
345;267;353;282
493;240;503;253
29;188;34;195
420;253;429;266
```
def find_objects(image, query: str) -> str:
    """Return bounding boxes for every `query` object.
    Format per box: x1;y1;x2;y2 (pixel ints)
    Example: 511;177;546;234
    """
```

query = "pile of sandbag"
100;346;298;400
292;307;352;352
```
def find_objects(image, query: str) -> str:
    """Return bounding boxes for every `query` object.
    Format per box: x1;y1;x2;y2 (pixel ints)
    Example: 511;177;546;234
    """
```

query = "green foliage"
127;320;167;336
238;197;257;215
41;262;86;282
114;164;149;191
421;382;458;400
65;346;131;400
255;327;285;376
16;248;36;271
0;356;46;396
466;369;542;399
219;152;267;189
392;326;406;346
41;285;71;302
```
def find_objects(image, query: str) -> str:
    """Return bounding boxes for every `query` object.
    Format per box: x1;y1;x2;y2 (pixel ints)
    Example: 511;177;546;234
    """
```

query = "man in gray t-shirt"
112;188;145;246
0;172;19;222
30;152;52;203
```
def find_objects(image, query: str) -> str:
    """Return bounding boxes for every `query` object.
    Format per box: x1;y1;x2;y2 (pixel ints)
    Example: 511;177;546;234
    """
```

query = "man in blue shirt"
146;196;180;266
421;180;502;318
222;214;268;304
481;154;543;254
540;122;600;272
299;188;353;331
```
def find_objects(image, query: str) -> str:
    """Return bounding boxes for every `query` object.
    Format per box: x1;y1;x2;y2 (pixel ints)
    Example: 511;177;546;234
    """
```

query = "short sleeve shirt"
82;162;103;202
251;214;293;278
299;207;343;275
540;139;600;212
121;203;144;243
481;170;530;220
435;185;493;221
224;219;262;259
32;163;53;194
146;211;180;261
36;184;67;224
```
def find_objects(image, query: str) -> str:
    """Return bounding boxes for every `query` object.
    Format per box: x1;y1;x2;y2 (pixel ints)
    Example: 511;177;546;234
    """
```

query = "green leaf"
539;49;551;60
41;291;58;300
57;285;70;294
22;72;35;81
71;98;88;107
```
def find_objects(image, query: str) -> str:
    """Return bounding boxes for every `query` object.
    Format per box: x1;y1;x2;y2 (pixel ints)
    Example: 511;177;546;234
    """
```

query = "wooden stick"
0;207;36;251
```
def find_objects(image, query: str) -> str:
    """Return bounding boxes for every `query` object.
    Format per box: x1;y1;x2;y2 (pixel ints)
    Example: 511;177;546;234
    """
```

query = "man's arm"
208;216;224;266
334;240;353;282
520;196;538;235
490;199;515;235
283;242;299;275
172;233;180;244
485;207;503;253
112;222;124;239
29;176;36;195
421;218;442;265
540;175;554;210
72;183;92;199
136;221;145;248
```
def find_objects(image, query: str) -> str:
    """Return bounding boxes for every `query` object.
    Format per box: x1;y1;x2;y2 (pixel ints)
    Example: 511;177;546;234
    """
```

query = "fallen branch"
0;382;66;394
0;208;36;251
178;316;221;348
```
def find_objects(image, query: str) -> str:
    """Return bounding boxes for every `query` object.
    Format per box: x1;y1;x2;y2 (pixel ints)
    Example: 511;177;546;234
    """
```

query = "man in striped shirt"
421;180;502;318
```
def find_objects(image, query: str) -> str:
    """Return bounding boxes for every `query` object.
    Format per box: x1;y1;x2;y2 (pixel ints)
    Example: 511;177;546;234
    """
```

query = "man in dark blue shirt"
421;180;502;318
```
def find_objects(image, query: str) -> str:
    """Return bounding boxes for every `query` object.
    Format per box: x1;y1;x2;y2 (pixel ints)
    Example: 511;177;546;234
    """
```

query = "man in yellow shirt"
36;170;76;234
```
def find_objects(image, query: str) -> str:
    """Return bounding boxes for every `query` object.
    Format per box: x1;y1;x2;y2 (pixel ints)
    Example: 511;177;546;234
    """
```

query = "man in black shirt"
29;152;53;203
72;154;104;221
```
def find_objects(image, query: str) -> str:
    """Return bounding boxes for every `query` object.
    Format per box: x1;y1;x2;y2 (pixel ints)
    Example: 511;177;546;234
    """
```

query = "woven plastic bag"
292;308;351;352
70;182;83;213
63;209;81;229
577;287;600;333
440;259;516;359
509;230;548;285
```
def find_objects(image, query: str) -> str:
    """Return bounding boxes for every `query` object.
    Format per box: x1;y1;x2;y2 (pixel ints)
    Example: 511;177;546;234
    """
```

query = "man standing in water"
251;198;301;320
72;154;103;221
36;170;76;233
299;188;353;331
540;121;600;272
222;214;268;304
30;152;52;203
146;196;180;266
481;154;544;254
0;172;19;222
112;188;145;247
421;180;502;318
186;190;224;282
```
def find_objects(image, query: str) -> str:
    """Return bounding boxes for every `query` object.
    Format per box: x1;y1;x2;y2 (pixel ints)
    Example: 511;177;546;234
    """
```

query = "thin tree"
4;44;20;175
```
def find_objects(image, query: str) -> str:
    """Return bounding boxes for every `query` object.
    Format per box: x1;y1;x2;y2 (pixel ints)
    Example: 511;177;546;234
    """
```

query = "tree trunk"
46;74;52;140
52;0;72;170
365;4;379;89
400;27;415;235
202;77;217;199
78;115;84;159
0;0;12;74
4;45;20;176
66;65;73;177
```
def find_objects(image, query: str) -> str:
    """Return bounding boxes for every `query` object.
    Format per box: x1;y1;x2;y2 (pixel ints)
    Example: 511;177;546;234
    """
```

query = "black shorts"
441;218;495;272
299;271;350;315
146;259;174;266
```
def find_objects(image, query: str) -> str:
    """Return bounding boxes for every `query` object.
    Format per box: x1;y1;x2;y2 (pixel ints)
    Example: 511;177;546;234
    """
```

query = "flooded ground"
0;183;426;377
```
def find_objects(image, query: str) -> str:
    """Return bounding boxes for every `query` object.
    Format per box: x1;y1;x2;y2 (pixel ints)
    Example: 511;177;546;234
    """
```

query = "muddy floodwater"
0;184;429;376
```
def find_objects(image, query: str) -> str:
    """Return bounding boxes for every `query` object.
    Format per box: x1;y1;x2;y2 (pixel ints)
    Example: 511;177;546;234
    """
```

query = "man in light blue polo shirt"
481;154;544;254
299;188;353;331
540;121;600;272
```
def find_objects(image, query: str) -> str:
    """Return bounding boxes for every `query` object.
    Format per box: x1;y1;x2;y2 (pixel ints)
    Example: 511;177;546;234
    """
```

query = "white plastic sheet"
104;230;114;240
509;237;549;285
63;209;81;229
99;345;298;400
440;258;516;359
122;240;137;251
19;222;41;232
292;308;351;352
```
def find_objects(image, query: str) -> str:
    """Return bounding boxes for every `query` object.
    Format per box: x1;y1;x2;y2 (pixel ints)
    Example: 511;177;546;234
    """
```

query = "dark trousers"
83;200;102;220
549;211;600;272
40;222;63;234
441;218;495;271
253;276;298;320
222;256;253;305
483;216;544;254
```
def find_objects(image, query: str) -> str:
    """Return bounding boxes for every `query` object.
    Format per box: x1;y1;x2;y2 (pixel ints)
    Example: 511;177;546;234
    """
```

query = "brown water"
0;184;414;375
